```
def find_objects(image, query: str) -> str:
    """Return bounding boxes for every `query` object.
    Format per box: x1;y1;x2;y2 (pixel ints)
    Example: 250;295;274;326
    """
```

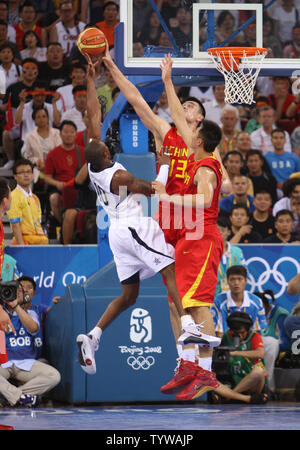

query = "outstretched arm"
85;54;102;142
102;49;170;145
160;54;194;153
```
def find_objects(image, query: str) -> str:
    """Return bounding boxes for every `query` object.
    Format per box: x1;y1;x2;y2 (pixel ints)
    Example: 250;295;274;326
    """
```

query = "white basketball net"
208;48;268;105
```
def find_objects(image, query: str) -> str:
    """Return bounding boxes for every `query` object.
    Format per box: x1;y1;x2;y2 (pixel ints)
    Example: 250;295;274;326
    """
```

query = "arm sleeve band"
155;164;169;186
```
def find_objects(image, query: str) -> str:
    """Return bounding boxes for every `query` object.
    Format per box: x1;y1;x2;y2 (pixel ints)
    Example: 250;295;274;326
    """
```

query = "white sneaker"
76;334;98;375
178;323;221;347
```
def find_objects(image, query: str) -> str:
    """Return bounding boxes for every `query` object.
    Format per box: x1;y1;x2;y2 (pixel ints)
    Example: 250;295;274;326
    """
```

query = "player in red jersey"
152;55;232;401
101;48;206;337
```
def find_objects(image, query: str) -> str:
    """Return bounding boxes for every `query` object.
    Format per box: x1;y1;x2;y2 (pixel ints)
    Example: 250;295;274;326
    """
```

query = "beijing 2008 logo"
118;308;162;371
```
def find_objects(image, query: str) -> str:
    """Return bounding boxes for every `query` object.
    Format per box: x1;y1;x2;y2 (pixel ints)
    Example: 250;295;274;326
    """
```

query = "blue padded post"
44;283;87;403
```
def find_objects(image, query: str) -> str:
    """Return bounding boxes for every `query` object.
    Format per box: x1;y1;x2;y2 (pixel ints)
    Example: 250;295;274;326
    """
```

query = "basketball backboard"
114;0;299;78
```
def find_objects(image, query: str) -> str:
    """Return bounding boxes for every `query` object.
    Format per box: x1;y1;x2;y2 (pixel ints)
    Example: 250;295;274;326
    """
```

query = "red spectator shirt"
14;24;43;51
44;145;85;182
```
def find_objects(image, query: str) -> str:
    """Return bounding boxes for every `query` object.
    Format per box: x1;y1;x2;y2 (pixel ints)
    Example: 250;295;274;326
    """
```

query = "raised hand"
160;53;173;84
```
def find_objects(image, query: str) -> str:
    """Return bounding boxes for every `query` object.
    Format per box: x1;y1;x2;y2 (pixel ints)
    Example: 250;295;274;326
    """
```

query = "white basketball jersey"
88;162;144;223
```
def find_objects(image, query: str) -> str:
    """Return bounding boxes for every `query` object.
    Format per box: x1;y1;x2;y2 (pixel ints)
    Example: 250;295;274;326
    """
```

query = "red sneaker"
176;367;219;401
160;359;198;394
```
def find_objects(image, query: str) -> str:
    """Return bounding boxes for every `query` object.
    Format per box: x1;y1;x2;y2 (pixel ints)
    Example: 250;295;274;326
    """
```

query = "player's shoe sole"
178;326;221;347
76;334;97;375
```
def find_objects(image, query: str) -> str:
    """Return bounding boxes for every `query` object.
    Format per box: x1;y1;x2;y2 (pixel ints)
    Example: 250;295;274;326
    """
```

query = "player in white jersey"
76;54;218;375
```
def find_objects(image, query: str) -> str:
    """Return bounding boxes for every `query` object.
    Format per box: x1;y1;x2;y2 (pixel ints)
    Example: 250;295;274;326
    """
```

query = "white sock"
181;348;196;363
88;326;102;344
176;344;183;358
181;314;195;329
198;357;212;372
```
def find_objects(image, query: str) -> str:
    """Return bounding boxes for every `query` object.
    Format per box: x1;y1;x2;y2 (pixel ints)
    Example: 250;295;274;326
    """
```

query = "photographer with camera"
0;280;60;407
213;312;268;402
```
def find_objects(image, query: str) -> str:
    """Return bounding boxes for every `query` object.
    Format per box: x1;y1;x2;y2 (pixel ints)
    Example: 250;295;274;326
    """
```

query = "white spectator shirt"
20;101;54;141
56;84;75;113
55;21;86;58
250;127;292;154
188;86;215;104
61;107;86;132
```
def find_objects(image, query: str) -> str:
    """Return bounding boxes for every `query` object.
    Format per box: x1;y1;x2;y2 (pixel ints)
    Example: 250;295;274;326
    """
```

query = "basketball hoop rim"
207;47;268;59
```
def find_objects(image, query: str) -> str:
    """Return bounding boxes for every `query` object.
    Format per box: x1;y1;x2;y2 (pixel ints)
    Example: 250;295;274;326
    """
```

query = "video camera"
212;312;254;385
0;281;30;305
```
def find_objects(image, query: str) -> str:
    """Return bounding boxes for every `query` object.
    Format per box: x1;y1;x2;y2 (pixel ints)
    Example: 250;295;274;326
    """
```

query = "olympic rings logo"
245;256;300;298
127;356;155;370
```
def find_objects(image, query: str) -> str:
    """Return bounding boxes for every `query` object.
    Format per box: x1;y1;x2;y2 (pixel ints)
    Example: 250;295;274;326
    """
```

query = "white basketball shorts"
109;216;175;282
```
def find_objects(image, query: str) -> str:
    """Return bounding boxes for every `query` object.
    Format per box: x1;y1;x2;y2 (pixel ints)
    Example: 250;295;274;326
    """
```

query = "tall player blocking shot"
153;54;232;401
76;54;219;375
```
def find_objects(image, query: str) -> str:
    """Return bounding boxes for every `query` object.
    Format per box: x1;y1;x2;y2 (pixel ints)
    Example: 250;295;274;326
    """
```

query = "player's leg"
77;274;140;374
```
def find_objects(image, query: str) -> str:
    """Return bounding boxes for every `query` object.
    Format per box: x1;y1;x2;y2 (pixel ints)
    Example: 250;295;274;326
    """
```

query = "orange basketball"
77;27;106;56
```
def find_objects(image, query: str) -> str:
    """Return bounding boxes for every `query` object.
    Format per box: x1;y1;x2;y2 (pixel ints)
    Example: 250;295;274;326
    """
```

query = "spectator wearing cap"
61;85;87;132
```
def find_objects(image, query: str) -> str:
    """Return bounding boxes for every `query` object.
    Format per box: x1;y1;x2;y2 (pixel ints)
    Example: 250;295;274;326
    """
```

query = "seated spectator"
291;125;300;157
215;11;244;46
153;90;172;124
44;120;85;224
216;312;268;398
228;204;262;244
0;18;20;63
250;106;292;154
160;0;181;29
61;85;87;132
0;283;60;407
56;63;87;114
38;42;71;92
244;97;269;134
267;77;296;122
264;129;300;190
245;149;278;205
7;0;21;26
7;159;48;245
95;1;119;49
0;1;17;42
14;80;61;144
264;209;300;243
21;106;62;183
219;175;255;214
14;1;46;51
0;57;39;170
250;190;276;240
218;105;240;159
283;22;300;58
236;131;251;161
49;1;85;59
96;63;117;117
53;0;88;23
273;177;300;233
256;289;290;352
286;88;300;127
203;84;226;127
222;152;253;196
212;265;278;390
215;216;245;296
262;16;283;59
132;0;154;38
171;7;193;51
20;30;47;62
62;163;97;244
136;10;162;47
0;42;20;89
272;0;299;46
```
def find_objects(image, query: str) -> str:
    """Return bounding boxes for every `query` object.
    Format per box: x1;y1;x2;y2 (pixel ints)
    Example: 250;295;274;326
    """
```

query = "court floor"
0;402;300;431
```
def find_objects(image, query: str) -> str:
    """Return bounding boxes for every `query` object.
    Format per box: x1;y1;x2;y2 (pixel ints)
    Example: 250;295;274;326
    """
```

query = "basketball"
77;27;106;57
